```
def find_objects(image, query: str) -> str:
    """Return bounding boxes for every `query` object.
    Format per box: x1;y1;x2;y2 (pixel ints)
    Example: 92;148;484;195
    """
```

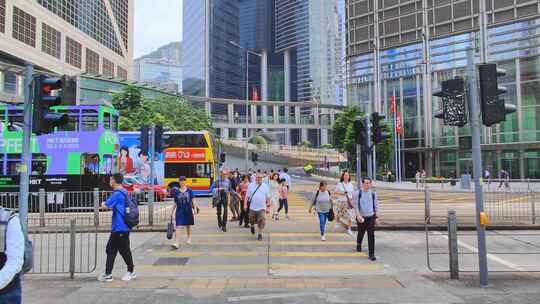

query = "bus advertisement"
0;104;120;193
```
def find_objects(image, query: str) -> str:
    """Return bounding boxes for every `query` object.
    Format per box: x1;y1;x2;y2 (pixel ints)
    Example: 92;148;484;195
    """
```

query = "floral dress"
334;182;355;224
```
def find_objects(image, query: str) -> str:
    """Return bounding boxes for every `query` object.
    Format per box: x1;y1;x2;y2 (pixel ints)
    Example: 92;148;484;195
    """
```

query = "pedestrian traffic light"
370;112;391;145
251;152;259;163
139;126;149;153
353;116;367;146
220;152;226;163
478;63;516;126
154;124;170;153
433;77;467;127
31;75;68;135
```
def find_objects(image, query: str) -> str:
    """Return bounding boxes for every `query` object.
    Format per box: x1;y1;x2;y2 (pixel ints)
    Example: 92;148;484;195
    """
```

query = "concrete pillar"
284;130;291;146
237;128;243;140
205;102;211;117
321;129;329;146
295;106;301;125
273;105;279;124
0;71;4;92
261;50;268;123
284;49;291;102
284;105;290;124
251;104;257;124
16;75;24;97
314;107;320;126
227;103;234;124
221;128;229;140
519;149;525;179
301;128;308;143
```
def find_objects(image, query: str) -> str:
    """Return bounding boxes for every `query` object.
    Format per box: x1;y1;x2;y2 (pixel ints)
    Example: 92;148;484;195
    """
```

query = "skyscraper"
346;0;540;179
134;42;183;93
0;0;133;78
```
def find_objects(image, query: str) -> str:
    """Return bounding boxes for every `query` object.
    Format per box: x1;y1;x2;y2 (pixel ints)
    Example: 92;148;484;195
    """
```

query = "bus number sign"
165;148;207;162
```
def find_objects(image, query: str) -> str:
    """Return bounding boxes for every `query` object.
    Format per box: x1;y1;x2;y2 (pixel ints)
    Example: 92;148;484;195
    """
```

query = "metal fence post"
448;210;459;280
69;218;76;279
424;187;431;224
93;188;100;227
531;191;536;225
148;190;154;226
38;189;46;227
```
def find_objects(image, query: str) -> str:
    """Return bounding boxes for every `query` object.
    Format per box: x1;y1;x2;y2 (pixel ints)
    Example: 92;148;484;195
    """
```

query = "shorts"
249;209;266;228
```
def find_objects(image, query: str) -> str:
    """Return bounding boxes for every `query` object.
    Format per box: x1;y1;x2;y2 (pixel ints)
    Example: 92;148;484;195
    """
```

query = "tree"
112;86;212;131
249;135;267;145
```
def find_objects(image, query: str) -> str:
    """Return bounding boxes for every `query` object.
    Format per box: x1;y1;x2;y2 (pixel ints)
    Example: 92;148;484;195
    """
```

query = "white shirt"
335;182;354;202
247;182;270;211
0;216;24;290
279;173;292;189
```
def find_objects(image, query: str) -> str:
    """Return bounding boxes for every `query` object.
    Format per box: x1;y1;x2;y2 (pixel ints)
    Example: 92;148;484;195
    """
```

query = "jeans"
357;216;376;257
105;232;134;275
317;212;329;236
277;198;288;214
216;194;229;228
0;278;21;304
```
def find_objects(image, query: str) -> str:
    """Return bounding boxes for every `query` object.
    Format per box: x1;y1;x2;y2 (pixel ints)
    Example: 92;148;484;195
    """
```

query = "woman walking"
333;171;355;236
170;176;196;249
309;181;333;241
268;173;280;220
275;178;289;220
237;175;251;228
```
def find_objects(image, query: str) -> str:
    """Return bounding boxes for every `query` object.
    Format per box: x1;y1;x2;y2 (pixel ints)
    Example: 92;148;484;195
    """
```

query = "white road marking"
433;232;525;271
228;292;327;302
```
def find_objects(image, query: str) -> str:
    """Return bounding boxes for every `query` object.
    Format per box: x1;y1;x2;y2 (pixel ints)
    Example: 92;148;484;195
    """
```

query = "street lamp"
228;41;262;172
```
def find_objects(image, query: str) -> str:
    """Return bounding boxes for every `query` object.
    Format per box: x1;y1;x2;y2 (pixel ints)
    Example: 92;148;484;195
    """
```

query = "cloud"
134;0;183;58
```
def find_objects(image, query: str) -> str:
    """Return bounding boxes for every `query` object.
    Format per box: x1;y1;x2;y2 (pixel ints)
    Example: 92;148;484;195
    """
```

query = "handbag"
166;217;175;240
328;206;335;222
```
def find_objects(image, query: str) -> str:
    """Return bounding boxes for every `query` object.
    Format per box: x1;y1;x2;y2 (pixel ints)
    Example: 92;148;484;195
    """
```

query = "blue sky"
134;0;183;58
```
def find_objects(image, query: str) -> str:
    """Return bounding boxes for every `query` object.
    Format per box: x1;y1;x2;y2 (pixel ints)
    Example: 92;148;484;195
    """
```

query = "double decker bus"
163;131;217;196
0;104;120;193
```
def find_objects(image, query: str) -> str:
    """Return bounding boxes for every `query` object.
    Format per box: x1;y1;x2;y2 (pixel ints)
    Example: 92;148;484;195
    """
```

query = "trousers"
105;232;134;275
357;216;376;257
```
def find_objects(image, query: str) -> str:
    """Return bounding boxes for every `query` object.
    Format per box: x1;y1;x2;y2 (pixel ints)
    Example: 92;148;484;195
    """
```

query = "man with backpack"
354;177;379;261
98;173;136;282
0;209;25;303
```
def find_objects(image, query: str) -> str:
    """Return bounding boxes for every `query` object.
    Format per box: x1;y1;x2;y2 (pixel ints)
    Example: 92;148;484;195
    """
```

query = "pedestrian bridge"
185;96;344;146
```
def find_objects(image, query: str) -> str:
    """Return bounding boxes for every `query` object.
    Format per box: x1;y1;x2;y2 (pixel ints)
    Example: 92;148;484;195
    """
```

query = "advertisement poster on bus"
118;132;165;185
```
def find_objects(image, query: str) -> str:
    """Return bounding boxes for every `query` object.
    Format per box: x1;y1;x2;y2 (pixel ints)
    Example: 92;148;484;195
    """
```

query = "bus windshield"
165;163;212;179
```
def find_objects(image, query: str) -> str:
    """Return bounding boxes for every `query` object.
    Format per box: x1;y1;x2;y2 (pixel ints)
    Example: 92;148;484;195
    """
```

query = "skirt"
175;202;194;226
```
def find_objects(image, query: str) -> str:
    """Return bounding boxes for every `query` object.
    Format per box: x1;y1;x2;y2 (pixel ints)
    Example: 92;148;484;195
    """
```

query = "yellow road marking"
184;241;356;246
150;251;367;257
136;263;380;271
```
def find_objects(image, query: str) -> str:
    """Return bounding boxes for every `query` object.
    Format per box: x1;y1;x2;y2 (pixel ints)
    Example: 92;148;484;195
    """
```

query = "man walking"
246;174;271;241
0;208;25;303
355;177;379;261
98;173;136;282
213;169;232;232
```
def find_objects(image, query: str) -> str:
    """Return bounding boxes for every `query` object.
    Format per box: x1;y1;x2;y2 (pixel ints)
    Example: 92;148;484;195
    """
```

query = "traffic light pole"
467;43;489;287
19;64;33;232
356;143;362;187
365;116;373;179
148;124;155;226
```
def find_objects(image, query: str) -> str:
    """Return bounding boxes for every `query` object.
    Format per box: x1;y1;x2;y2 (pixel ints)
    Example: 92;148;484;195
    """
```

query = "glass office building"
134;58;182;93
182;1;207;97
346;1;540;179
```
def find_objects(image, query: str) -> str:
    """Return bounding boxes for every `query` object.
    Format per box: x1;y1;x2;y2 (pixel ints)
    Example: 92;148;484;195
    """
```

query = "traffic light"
220;152;226;163
32;75;68;135
251;152;259;163
478;63;517;126
433;77;467;127
139;126;149;153
353;116;367;146
154;124;168;153
370;112;391;145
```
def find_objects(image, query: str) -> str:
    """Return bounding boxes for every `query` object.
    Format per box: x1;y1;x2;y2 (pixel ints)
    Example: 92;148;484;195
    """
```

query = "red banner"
391;95;395;113
164;148;207;162
396;110;402;135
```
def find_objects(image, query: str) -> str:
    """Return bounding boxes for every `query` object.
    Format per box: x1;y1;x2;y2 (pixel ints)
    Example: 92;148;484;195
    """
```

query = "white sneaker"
321;235;326;241
186;237;191;244
121;272;137;281
171;242;179;249
285;215;289;220
98;273;113;282
346;229;354;236
334;224;341;230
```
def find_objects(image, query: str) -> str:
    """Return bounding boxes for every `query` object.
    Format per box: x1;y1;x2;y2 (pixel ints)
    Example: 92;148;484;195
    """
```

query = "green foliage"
332;106;363;152
112;86;212;131
249;135;267;145
321;143;333;149
300;140;312;147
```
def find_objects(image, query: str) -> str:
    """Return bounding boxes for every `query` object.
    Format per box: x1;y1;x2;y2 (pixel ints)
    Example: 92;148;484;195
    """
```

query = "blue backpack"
115;190;140;229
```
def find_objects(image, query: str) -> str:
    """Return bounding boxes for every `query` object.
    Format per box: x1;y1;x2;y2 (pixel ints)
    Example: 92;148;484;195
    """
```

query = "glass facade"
134;58;182;93
348;18;540;179
182;0;206;97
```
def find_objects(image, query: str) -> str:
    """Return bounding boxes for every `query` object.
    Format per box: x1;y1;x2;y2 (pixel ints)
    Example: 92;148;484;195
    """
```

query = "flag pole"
392;89;398;183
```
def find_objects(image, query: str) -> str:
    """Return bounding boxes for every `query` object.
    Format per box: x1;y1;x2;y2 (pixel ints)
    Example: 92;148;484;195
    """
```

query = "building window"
0;0;5;33
12;6;36;47
86;48;100;74
65;37;82;68
41;23;61;59
103;58;115;77
117;66;127;80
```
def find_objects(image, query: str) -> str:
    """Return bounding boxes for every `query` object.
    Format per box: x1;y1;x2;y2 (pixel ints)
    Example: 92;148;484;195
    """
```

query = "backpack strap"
312;190;320;206
372;192;377;218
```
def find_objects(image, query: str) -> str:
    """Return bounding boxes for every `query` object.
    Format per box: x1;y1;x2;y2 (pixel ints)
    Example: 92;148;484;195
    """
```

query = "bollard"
148;189;154;226
448;210;459;280
38;189;46;227
69;218;76;280
93;188;100;227
424;187;431;224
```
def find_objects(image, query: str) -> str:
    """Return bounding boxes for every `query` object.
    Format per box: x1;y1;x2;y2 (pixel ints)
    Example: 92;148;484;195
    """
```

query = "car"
122;175;167;202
